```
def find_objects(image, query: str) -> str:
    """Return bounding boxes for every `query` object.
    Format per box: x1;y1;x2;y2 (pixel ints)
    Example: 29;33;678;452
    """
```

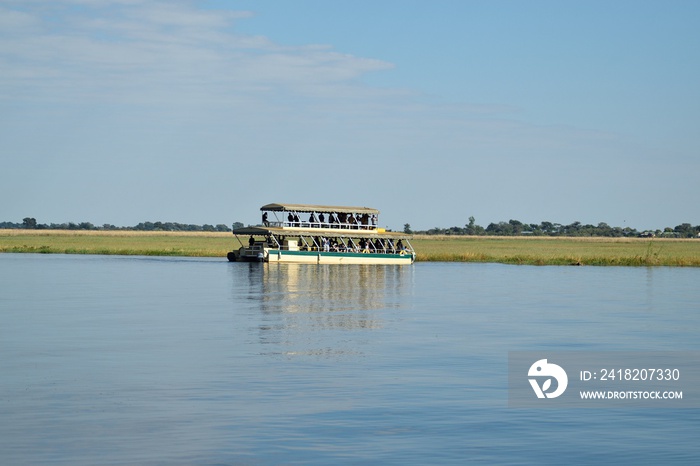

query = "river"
1;254;698;464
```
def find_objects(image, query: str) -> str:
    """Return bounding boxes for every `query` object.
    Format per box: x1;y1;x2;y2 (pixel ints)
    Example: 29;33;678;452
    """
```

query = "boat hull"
269;249;413;265
233;247;413;264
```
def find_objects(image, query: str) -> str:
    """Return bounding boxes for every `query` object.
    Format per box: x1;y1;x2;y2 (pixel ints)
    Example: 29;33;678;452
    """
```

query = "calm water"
1;254;699;465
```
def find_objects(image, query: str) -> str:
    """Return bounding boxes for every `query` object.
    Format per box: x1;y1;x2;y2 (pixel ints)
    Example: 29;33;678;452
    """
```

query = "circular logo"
528;359;568;399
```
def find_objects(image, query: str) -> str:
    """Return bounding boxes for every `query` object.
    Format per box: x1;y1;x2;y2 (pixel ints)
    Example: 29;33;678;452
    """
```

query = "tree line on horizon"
4;217;699;238
403;217;700;238
1;218;244;233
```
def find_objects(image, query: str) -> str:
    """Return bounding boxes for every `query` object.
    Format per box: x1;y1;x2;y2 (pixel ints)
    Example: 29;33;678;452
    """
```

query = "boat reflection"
244;263;413;357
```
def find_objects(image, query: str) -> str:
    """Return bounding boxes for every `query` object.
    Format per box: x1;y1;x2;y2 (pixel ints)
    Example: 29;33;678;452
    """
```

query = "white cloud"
0;1;394;106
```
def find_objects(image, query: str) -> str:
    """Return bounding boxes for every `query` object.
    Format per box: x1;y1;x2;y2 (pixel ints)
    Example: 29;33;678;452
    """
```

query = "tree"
509;219;524;235
674;223;694;238
486;221;514;235
403;223;413;234
465;216;477;235
22;217;37;229
465;216;485;235
540;221;554;234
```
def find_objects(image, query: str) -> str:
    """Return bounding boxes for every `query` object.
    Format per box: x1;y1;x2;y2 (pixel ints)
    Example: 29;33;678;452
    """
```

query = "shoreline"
2;229;699;266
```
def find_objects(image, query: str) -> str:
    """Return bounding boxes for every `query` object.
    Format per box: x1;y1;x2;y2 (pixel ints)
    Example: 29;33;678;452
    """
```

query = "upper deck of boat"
232;225;411;239
233;203;410;239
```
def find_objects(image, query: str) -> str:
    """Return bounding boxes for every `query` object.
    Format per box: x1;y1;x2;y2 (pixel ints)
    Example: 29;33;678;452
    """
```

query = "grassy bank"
2;230;699;266
0;229;233;257
411;235;700;266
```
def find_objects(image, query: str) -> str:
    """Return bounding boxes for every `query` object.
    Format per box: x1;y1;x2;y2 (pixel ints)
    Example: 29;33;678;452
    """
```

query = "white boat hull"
235;247;414;265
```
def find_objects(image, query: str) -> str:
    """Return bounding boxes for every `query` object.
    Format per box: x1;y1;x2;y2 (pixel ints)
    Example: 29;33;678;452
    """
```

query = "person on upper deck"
361;214;369;229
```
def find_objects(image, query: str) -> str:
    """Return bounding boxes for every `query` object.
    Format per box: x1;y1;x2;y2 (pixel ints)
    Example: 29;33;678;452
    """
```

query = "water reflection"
238;263;413;357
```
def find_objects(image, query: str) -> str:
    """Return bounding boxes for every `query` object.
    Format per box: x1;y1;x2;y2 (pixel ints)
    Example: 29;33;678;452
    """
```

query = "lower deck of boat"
230;247;413;264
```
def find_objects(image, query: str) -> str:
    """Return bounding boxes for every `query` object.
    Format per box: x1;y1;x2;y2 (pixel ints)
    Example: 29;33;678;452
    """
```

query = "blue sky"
1;0;698;231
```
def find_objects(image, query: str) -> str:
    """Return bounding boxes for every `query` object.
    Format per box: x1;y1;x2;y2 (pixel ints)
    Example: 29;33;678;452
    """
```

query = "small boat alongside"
227;203;415;265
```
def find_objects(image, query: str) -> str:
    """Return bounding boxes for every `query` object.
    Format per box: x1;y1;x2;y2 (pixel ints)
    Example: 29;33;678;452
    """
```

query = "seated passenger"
361;238;370;253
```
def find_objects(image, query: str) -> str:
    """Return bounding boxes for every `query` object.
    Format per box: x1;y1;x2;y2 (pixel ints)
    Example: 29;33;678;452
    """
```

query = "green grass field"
2;230;699;266
411;235;700;266
0;230;234;257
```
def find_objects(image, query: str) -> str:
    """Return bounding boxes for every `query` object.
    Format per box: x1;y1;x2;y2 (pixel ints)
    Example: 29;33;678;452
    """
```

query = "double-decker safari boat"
228;203;415;265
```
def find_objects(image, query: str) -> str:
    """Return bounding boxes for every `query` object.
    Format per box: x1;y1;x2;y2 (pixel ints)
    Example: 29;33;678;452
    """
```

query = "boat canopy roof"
261;203;379;215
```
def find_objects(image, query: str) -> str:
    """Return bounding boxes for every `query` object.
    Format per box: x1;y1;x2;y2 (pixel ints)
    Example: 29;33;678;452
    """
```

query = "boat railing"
263;220;378;231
